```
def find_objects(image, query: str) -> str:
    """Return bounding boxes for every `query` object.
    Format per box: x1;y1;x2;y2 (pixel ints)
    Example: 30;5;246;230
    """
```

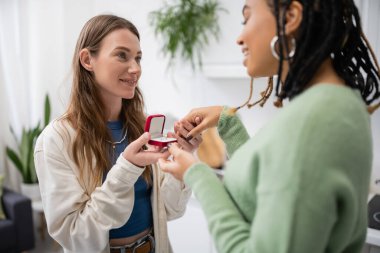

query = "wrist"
122;151;145;169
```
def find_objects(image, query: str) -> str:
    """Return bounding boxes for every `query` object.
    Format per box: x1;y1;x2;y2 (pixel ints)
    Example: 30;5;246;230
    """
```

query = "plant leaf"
6;147;24;174
44;94;51;127
20;128;29;173
6;93;50;184
149;0;226;70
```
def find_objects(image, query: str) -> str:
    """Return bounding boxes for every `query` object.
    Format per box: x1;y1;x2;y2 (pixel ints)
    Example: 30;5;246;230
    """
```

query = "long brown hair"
63;15;150;192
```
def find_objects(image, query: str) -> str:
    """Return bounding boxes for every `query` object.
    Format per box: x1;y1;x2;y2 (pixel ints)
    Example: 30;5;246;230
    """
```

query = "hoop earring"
270;36;296;60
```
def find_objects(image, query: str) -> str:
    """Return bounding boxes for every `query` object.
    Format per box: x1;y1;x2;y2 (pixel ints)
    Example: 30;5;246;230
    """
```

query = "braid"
272;0;380;112
333;2;380;105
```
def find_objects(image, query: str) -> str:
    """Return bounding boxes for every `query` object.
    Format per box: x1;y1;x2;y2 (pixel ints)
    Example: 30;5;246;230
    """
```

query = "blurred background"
0;0;379;252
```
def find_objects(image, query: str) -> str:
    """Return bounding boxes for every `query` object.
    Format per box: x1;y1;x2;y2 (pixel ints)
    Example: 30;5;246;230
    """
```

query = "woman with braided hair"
159;0;380;252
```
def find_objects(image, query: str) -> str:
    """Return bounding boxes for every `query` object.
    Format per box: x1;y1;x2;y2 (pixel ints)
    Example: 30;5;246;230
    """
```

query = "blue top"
105;120;153;238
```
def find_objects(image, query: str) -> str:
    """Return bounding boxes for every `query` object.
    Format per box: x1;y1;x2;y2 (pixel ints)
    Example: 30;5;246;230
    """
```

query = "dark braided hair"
271;0;380;112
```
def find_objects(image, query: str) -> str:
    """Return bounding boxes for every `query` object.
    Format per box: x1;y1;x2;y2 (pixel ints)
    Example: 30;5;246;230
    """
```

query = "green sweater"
184;84;372;253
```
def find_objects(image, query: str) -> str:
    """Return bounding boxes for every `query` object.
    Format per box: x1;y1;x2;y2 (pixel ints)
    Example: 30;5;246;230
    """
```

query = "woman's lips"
243;52;249;66
242;48;249;66
119;78;137;86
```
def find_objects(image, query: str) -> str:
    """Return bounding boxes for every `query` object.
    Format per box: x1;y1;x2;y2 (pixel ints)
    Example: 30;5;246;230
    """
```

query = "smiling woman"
158;0;380;253
33;15;199;253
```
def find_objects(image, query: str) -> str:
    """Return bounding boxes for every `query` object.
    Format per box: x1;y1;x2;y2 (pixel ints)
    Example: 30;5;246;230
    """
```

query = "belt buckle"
132;234;155;253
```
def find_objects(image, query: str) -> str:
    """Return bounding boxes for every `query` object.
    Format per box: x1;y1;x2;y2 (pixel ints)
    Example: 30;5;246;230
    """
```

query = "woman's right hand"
122;132;170;168
180;106;223;139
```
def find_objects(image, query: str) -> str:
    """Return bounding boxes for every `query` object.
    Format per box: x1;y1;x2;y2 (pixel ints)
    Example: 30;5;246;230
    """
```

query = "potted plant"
6;94;51;200
150;0;226;70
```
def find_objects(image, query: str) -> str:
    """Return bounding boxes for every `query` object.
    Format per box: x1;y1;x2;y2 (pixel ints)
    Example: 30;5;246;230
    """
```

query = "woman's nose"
128;61;141;74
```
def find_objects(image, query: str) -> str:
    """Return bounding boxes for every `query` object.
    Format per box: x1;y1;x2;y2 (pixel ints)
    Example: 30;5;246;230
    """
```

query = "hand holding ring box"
144;114;177;147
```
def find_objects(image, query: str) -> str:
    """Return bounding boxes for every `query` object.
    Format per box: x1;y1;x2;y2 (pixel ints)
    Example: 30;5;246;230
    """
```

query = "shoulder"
35;118;75;153
259;84;372;172
278;84;370;137
278;85;372;172
295;84;367;117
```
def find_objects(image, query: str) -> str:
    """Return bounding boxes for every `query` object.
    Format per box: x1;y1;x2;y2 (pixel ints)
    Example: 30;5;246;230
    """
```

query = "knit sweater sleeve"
217;106;250;157
184;164;338;253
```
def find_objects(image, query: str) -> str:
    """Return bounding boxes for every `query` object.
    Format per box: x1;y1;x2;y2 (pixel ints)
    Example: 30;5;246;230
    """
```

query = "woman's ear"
79;48;93;71
284;1;303;36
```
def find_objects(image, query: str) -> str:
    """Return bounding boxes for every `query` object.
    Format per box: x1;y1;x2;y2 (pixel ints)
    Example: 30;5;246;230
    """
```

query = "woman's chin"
246;67;256;78
244;61;258;77
245;66;273;79
122;91;135;100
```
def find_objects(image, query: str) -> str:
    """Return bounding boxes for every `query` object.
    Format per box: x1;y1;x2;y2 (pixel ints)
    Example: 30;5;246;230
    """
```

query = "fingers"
176;133;194;151
195;116;202;125
145;144;160;152
190;133;203;146
158;158;176;173
172;122;203;151
138;150;170;164
130;132;150;151
123;132;172;167
186;123;206;139
168;142;182;157
176;122;191;140
173;121;180;133
179;106;223;139
183;132;202;149
178;118;204;139
181;120;195;131
167;131;192;151
158;143;197;181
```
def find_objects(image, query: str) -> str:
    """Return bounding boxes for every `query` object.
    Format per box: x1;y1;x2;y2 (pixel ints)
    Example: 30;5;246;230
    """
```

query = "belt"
110;232;155;253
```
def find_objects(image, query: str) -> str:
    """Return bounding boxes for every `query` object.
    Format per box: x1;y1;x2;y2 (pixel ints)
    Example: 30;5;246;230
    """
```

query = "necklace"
106;128;128;150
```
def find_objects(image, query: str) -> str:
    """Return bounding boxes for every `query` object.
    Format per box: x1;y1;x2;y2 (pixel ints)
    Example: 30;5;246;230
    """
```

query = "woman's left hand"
158;143;197;181
167;121;202;152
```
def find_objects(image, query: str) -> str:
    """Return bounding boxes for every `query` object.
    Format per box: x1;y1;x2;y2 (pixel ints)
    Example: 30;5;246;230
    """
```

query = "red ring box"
144;114;177;147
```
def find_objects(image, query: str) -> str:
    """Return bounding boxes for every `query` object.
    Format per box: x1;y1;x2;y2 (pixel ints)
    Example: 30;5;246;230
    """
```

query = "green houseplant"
150;0;226;69
6;94;51;185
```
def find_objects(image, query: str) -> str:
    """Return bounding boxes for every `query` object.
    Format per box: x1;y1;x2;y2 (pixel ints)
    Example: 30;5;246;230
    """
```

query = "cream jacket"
34;120;191;253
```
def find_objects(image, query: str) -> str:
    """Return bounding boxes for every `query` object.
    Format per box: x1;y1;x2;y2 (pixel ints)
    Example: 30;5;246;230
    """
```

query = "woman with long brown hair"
34;14;199;253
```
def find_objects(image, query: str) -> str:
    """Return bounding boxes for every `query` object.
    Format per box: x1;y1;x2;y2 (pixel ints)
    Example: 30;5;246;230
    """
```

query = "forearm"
158;164;192;220
36;149;142;252
184;163;252;253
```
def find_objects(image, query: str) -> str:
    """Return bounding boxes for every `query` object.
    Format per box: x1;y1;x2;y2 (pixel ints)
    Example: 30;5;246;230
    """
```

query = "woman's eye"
136;56;142;64
118;52;127;60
